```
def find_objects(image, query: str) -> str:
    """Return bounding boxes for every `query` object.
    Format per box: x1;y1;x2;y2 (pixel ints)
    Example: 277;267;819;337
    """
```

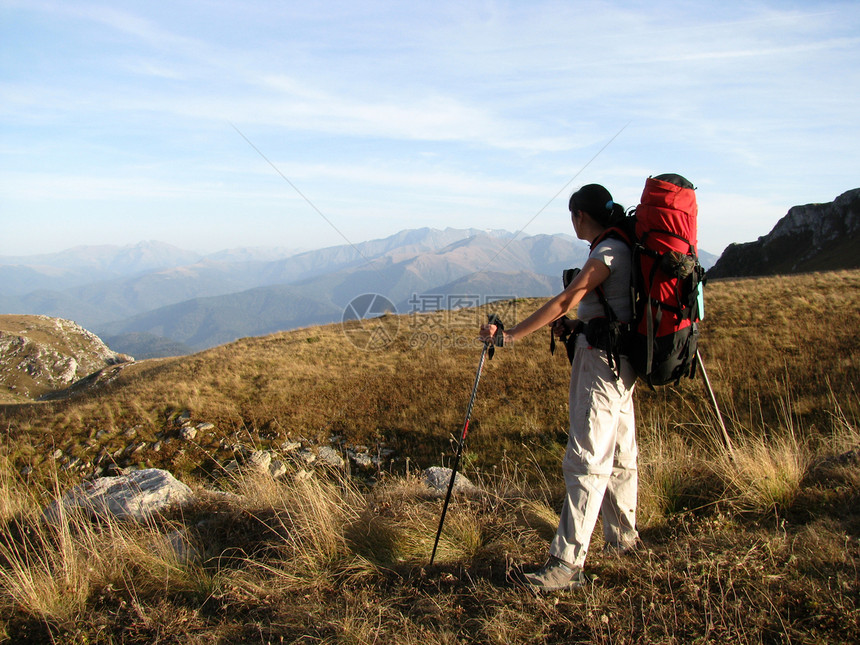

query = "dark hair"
569;183;625;227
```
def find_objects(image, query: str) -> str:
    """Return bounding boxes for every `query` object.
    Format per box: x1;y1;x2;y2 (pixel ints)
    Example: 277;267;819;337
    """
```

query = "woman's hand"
479;322;500;344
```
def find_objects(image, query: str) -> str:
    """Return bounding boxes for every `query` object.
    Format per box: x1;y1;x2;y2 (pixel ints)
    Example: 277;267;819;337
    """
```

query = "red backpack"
630;174;703;386
595;174;704;387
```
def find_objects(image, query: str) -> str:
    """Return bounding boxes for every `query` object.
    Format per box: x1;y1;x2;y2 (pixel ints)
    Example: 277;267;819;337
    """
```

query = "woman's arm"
480;257;610;344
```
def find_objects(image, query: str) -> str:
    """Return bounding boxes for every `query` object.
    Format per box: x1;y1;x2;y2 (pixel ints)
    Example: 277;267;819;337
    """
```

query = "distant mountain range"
1;228;719;357
708;188;860;278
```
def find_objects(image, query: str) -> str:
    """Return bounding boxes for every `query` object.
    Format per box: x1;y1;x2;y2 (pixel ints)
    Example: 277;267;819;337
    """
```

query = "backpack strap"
593;226;633;249
594;287;625;380
643;259;660;384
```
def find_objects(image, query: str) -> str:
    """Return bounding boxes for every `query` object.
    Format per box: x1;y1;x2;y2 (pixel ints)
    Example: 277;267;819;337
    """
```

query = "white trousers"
549;336;638;567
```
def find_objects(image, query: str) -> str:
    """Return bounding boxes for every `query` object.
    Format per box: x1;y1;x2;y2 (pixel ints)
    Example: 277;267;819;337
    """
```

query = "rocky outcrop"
708;188;860;278
36;406;398;483
0;314;132;399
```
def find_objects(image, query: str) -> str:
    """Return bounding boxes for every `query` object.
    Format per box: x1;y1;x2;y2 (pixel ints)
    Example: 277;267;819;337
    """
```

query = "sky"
2;0;859;258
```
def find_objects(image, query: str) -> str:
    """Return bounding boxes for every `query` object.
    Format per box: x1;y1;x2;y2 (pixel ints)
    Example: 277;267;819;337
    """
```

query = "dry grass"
718;428;811;514
0;477;201;634
0;269;858;642
4;271;856;490
0;416;859;642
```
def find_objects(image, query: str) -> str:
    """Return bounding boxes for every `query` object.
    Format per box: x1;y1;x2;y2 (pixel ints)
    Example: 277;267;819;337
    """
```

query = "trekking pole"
696;349;735;458
429;314;503;566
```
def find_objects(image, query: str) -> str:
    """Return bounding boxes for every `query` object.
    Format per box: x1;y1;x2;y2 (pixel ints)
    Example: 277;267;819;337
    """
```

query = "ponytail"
607;201;626;226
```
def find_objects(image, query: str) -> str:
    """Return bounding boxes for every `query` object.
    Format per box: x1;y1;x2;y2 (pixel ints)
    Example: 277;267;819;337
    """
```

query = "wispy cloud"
1;0;859;255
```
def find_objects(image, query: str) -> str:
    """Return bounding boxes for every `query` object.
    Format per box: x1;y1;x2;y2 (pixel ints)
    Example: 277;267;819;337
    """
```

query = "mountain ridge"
96;232;590;351
708;188;860;278
2;227;720;357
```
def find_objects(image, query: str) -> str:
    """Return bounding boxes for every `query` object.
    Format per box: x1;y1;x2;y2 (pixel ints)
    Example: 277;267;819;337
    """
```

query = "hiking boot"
522;556;586;592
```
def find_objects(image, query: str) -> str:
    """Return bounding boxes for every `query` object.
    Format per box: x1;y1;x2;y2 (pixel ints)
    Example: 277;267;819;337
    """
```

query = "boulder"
268;460;288;479
351;451;374;469
44;468;195;523
297;449;316;464
422;466;477;494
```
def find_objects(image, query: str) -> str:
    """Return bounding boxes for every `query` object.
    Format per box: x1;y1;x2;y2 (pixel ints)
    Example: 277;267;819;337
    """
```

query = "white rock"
44;468;195;523
247;450;272;472
317;446;345;467
295;469;314;482
351;452;373;469
422;467;477;494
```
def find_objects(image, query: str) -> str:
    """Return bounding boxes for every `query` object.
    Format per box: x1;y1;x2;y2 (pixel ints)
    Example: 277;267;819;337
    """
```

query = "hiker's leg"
552;469;609;567
601;362;639;548
549;342;621;567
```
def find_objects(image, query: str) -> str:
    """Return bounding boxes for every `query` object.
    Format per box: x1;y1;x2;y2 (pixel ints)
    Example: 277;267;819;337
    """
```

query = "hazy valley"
2;228;717;357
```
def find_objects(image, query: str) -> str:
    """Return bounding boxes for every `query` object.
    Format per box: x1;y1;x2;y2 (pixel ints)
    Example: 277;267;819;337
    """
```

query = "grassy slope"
0;270;858;643
3;271;857;484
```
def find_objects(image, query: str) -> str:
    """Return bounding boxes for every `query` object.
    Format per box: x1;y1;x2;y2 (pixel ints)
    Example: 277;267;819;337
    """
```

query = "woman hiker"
480;183;639;592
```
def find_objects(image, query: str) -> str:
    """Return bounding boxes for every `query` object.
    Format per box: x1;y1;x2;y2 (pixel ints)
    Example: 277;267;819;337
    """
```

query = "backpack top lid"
637;174;698;254
653;173;694;190
640;174;697;212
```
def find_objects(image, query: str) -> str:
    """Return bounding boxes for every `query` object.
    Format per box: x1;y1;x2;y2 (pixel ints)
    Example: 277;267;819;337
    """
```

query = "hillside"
99;284;344;351
98;332;194;361
709;188;860;278
0;270;858;643
2;268;855;475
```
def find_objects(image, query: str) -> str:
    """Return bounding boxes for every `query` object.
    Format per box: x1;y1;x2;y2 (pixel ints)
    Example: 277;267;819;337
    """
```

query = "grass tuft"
717;429;811;515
